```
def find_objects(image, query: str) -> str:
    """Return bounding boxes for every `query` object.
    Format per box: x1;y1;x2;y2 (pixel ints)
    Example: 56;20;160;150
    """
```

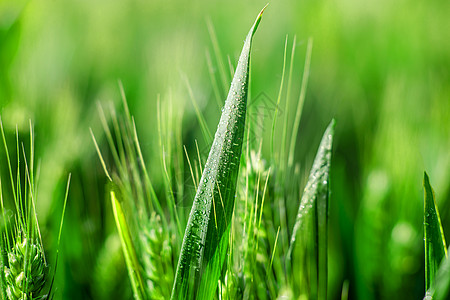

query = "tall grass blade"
171;6;266;299
423;172;448;295
110;189;145;300
288;119;335;256
287;119;335;299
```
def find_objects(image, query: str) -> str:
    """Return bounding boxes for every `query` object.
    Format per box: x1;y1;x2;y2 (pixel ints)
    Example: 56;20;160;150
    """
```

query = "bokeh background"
1;0;449;299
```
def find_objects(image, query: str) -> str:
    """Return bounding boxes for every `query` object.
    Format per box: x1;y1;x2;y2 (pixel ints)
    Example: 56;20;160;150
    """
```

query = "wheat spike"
4;231;48;300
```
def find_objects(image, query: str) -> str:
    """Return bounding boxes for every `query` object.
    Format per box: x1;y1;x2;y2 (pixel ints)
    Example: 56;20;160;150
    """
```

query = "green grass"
171;7;265;299
1;1;449;299
0;119;69;300
91;7;339;299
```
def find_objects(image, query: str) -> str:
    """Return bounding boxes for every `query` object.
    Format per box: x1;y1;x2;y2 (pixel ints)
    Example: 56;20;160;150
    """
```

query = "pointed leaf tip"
330;118;336;127
327;119;336;135
251;4;268;36
424;171;429;184
260;3;269;15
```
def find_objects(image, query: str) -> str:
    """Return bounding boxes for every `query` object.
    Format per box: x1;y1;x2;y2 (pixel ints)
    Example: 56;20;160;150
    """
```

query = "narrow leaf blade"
288;119;335;257
110;190;145;300
316;120;335;300
424;172;448;292
171;7;266;300
287;119;335;300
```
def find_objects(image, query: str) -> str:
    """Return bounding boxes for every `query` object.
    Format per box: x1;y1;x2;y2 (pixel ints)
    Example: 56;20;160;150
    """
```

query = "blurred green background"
1;0;449;299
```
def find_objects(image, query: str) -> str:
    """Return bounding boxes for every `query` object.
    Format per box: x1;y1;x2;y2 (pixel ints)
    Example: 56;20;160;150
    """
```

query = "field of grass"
1;1;449;299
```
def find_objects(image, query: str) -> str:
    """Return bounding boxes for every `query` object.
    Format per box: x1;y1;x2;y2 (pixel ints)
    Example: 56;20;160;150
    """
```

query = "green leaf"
110;189;146;300
287;119;335;299
423;172;448;294
171;6;266;300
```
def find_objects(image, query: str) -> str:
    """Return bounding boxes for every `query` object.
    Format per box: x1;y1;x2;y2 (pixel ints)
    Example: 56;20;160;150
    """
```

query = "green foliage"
92;95;175;299
288;120;334;256
231;149;275;299
110;190;145;300
423;172;448;299
140;212;173;300
171;7;266;299
1;1;449;299
90;7;339;300
0;120;68;300
0;120;49;300
288;119;335;300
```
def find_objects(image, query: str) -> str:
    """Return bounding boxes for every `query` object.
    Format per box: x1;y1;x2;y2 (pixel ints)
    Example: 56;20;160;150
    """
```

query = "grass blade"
316;127;332;300
288;119;335;256
110;189;145;300
423;172;448;294
171;6;266;299
287;119;335;299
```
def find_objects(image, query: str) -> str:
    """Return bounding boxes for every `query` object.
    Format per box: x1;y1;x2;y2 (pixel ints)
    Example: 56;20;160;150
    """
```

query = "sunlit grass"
0;1;449;299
